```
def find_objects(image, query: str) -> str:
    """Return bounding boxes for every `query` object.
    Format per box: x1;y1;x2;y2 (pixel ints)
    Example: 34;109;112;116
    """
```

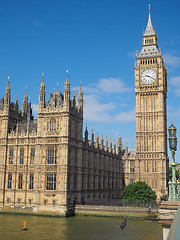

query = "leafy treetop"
122;181;156;201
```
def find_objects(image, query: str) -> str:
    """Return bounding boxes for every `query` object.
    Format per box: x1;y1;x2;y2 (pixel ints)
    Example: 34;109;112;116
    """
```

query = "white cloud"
84;94;135;123
84;95;115;122
164;53;180;68
31;104;38;118
170;76;180;96
76;77;131;95
114;107;136;122
81;86;99;94
81;76;134;123
98;78;132;93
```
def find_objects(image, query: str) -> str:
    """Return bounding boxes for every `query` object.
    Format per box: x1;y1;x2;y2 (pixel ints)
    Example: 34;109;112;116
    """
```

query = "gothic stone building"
0;74;123;216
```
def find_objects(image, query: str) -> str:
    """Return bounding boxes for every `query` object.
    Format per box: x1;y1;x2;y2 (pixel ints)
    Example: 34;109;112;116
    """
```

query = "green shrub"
122;181;156;201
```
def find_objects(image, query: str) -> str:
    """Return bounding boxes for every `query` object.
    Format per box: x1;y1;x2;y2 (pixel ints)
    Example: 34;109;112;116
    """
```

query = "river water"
0;214;162;240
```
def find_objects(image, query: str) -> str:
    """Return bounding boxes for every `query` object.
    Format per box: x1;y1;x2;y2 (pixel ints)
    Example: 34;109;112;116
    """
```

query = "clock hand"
144;75;155;80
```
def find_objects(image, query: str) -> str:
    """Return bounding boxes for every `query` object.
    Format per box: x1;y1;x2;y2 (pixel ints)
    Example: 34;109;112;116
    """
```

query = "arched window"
50;119;56;131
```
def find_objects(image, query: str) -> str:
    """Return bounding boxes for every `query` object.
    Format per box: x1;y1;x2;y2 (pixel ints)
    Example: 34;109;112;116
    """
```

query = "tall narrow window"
152;161;154;172
20;148;24;164
50;119;56;131
130;161;135;173
122;162;125;173
154;179;157;189
46;173;56;190
18;173;23;189
47;147;57;164
9;148;13;164
7;173;12;189
30;148;35;164
29;173;34;189
93;175;95;190
143;98;145;112
147;160;149;172
144;161;146;172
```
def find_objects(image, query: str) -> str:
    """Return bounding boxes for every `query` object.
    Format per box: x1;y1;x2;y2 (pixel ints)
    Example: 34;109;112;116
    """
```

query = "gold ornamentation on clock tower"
135;5;168;199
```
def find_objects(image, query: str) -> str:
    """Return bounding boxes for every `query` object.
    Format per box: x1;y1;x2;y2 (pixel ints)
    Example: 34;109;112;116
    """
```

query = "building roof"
121;148;136;157
138;45;161;58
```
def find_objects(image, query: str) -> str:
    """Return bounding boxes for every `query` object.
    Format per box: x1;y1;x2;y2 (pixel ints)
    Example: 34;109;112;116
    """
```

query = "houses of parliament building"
0;6;168;216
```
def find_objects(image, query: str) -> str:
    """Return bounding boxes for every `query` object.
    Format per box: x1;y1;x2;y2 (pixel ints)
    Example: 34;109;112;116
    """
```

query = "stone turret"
64;71;70;104
113;140;116;154
77;83;83;111
117;132;122;154
85;126;88;142
100;134;104;150
39;73;46;110
22;89;28;116
56;85;60;95
109;139;112;153
4;77;11;109
53;89;56;107
96;132;99;148
90;130;94;145
14;97;19;113
105;137;108;151
125;142;128;156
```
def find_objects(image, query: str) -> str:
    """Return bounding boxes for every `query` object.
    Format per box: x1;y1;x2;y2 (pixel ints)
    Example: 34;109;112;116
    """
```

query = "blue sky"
0;0;180;161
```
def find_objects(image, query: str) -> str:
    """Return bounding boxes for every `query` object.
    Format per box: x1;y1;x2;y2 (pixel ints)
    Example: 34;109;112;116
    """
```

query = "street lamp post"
168;121;178;201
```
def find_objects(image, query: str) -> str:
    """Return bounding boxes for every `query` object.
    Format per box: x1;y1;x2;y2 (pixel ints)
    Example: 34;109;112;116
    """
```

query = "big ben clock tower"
135;5;168;198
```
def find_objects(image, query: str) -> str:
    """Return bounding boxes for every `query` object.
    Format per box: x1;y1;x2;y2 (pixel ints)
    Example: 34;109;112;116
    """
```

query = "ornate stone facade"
0;74;122;216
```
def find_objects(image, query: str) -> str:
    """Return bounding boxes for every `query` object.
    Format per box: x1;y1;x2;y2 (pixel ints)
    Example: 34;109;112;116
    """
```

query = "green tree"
169;167;179;180
122;181;156;201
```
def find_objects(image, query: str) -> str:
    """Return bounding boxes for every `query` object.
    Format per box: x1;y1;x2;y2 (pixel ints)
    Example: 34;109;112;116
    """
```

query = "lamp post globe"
168;121;177;164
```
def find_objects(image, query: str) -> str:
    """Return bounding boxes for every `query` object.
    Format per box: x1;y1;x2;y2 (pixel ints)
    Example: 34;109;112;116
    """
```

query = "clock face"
141;69;157;84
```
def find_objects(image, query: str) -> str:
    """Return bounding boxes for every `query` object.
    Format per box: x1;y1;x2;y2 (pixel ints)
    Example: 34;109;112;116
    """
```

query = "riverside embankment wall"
0;204;158;218
76;205;158;218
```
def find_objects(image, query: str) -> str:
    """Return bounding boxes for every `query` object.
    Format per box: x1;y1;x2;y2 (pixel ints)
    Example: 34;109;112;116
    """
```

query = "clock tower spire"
134;5;168;199
139;4;160;59
144;4;155;37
